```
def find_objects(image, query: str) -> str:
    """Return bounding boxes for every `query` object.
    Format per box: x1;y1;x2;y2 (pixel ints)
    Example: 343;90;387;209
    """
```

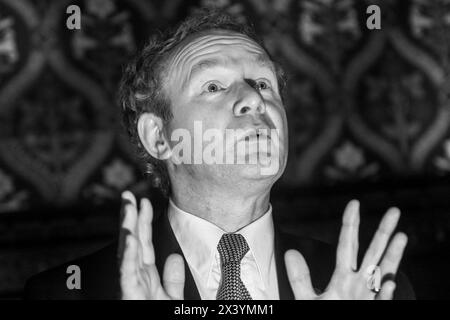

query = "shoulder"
23;242;120;300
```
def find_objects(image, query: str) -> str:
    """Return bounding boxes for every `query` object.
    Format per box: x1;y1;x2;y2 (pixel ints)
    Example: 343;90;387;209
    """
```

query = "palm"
124;260;172;300
320;272;378;300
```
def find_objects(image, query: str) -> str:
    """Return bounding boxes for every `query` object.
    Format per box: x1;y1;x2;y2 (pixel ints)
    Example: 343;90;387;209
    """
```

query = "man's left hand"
285;200;407;300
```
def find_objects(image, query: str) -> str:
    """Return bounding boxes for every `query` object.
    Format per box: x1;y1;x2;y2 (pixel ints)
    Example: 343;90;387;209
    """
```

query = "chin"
205;151;287;184
237;150;285;178
233;161;283;180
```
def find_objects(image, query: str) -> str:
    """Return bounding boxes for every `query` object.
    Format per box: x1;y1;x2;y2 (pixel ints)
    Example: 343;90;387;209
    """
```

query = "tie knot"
217;233;249;264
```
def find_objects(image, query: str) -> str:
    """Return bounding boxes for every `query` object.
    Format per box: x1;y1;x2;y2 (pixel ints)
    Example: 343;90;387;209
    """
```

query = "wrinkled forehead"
164;29;273;80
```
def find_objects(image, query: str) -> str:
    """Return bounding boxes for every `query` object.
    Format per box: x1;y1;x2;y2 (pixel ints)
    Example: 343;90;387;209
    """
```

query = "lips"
236;127;271;142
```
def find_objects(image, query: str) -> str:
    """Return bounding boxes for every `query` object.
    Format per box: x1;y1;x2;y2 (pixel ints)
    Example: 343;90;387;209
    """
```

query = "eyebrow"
189;59;222;80
188;54;276;81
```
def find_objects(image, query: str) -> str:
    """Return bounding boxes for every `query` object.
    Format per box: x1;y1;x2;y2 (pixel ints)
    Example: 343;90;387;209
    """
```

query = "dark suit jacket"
23;193;415;300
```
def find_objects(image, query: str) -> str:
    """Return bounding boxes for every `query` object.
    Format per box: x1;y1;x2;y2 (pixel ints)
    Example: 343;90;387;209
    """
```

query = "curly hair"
118;8;287;197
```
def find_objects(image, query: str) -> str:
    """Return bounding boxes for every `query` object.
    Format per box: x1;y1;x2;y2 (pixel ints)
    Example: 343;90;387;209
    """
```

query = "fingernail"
398;232;408;246
389;207;401;220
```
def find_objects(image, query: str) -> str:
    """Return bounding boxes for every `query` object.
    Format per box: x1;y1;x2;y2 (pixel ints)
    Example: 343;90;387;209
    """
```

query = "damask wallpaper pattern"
1;0;450;298
1;0;450;211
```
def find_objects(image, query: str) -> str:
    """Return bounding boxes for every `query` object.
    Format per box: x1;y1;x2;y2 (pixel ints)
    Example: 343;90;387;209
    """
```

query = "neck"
170;178;271;232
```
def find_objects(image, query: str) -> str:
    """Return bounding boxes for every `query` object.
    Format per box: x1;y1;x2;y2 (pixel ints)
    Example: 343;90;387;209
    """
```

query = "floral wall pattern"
2;0;450;210
1;0;450;298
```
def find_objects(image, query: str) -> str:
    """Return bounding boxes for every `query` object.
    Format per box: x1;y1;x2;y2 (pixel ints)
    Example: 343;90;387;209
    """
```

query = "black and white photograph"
0;0;449;307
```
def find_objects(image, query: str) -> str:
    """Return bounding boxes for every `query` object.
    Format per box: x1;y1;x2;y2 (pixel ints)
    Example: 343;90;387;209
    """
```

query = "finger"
138;198;155;265
285;249;315;299
379;232;408;277
352;204;360;270
377;280;396;300
335;200;360;271
118;191;139;263
360;208;401;271
122;190;137;207
120;235;139;299
121;191;138;236
163;253;185;300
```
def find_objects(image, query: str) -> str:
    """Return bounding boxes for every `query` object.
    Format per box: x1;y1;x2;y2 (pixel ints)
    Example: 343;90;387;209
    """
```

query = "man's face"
163;29;288;186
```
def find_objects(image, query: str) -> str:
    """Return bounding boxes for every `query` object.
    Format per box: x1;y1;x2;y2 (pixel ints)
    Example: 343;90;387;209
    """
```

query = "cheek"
170;98;204;126
266;103;289;159
279;113;289;150
190;98;231;128
169;100;230;135
267;103;288;135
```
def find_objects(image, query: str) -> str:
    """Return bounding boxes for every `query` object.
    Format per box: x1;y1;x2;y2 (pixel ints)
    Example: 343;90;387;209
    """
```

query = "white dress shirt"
168;199;280;300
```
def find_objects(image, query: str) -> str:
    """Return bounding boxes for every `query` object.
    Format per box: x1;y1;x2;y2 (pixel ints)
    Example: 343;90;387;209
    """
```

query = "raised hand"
285;200;408;300
119;191;185;300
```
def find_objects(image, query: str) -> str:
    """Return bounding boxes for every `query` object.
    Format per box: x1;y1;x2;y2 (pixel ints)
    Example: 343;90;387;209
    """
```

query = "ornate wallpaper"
1;0;450;298
1;0;450;211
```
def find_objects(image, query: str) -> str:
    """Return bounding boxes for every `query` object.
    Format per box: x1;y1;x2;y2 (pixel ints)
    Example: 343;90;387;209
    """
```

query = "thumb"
285;249;315;300
163;253;185;300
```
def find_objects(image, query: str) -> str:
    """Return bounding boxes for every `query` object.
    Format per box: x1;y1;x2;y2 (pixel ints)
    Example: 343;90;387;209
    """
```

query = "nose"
232;81;266;117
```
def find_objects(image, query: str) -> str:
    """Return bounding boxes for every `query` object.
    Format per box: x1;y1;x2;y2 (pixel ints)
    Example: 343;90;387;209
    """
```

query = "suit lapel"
152;196;201;300
274;223;295;300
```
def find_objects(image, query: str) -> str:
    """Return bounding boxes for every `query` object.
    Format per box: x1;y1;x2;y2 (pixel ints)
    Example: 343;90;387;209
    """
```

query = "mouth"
238;127;272;143
221;126;279;165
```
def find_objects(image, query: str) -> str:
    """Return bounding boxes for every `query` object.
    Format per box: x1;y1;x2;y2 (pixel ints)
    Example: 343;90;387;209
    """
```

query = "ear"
137;113;172;160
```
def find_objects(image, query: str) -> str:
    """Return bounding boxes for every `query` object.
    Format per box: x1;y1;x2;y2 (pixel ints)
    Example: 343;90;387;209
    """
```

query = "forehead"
166;29;273;77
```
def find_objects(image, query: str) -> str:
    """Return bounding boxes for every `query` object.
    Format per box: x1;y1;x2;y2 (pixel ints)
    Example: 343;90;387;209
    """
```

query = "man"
24;9;414;300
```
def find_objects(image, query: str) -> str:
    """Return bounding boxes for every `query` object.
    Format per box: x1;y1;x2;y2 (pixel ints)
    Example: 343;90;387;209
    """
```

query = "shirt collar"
238;204;275;289
168;198;275;290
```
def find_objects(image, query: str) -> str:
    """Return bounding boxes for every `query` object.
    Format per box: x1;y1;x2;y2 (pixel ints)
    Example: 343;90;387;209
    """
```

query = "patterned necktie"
216;233;253;300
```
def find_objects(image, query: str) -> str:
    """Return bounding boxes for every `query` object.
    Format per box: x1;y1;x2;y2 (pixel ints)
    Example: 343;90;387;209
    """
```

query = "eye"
208;83;219;92
255;80;270;91
205;82;223;93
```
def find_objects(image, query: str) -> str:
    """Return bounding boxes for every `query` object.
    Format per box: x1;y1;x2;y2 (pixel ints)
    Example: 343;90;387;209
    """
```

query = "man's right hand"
119;191;185;300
